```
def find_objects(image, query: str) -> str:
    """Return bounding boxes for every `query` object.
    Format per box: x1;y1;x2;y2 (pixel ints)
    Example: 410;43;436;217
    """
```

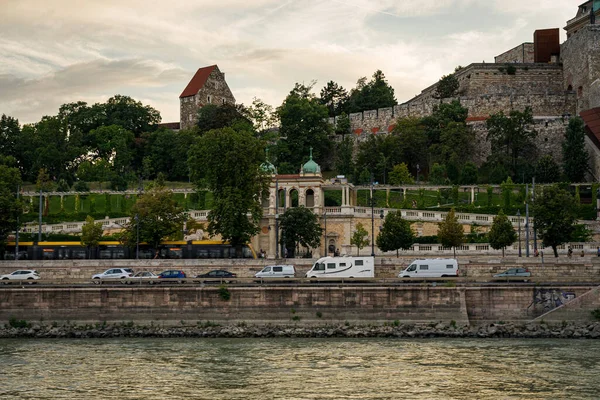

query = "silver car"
125;271;159;284
493;268;531;280
0;270;40;284
92;268;133;284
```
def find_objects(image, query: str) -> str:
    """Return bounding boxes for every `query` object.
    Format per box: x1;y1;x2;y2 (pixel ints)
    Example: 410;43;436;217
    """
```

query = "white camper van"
255;265;296;279
399;258;459;278
305;256;375;279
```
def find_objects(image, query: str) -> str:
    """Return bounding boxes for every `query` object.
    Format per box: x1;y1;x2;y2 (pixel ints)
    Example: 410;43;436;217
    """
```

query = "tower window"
207;95;212;103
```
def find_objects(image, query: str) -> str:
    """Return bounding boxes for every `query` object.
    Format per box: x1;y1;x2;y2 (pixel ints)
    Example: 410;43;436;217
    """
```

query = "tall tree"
0;165;22;247
389;163;414;185
533;185;578;257
279;206;323;257
276;83;332;173
81;215;104;258
351;222;370;256
488;210;517;257
121;185;186;254
562;117;589;182
347;70;397;113
319;81;349;117
335;137;355;180
435;74;459;99
535;155;561;183
438;208;464;257
391;117;429;173
246;97;279;137
188;127;269;252
0;114;21;162
197;103;253;134
486;108;537;180
376;211;415;257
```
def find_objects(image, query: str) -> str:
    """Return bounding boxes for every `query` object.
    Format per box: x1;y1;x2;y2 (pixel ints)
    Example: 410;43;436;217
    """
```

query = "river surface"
0;338;599;399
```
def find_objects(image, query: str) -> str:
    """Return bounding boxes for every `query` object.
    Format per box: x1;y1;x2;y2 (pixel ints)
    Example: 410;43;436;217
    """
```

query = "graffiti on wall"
528;289;576;313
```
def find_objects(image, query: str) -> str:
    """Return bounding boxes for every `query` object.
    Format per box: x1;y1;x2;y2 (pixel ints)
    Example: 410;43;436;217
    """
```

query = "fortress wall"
561;25;600;113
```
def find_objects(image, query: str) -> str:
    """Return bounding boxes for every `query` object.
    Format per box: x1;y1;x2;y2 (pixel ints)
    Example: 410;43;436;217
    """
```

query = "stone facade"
495;43;535;64
179;65;236;130
561;25;600;114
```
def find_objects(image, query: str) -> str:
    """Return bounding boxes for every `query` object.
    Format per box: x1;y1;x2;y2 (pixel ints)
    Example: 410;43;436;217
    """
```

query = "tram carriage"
2;240;256;260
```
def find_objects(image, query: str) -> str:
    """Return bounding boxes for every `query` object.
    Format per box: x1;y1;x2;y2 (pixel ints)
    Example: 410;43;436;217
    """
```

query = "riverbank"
2;321;600;339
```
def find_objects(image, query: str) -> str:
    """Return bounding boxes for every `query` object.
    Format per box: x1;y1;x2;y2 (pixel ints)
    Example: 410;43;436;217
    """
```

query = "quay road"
0;277;598;288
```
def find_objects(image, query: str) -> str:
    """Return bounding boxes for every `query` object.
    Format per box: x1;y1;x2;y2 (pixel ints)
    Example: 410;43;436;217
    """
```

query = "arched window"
290;189;299;208
567;84;573;92
578;86;583;98
306;189;315;208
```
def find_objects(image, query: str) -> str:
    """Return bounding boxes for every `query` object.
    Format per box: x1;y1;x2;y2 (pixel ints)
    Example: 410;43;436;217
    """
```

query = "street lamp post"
416;164;421;184
275;179;279;259
324;211;328;257
135;214;140;260
15;185;20;260
371;173;375;257
517;209;522;257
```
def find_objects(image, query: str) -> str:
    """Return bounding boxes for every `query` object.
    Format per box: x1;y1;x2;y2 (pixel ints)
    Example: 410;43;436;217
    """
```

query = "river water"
0;338;598;399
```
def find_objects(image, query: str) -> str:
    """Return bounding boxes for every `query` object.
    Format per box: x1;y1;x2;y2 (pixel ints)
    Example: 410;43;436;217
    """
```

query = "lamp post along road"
371;173;375;257
135;214;140;260
38;189;42;242
15;185;20;260
517;209;522;257
324;211;327;257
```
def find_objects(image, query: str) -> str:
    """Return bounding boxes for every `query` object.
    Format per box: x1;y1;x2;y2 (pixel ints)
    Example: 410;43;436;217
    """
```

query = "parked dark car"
158;270;187;283
196;270;237;283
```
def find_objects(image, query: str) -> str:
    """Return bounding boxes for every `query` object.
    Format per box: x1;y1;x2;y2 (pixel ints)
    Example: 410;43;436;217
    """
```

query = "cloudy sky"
0;0;579;124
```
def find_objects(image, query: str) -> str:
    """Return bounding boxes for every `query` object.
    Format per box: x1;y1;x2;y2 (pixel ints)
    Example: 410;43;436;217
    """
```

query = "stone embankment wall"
2;257;599;283
0;285;594;325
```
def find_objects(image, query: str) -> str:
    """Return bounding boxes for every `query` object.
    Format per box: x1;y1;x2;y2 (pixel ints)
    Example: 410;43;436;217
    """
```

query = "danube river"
0;338;598;399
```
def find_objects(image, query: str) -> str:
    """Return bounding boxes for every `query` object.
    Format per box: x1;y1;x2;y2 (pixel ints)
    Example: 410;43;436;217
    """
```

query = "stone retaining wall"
0;285;594;325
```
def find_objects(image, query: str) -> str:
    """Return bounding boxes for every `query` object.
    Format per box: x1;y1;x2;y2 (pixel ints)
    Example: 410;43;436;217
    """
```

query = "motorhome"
305;256;374;279
398;258;459;278
255;265;296;278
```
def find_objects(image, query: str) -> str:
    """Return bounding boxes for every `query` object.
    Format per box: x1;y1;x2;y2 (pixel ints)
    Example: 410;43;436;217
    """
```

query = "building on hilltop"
179;65;236;130
565;1;600;38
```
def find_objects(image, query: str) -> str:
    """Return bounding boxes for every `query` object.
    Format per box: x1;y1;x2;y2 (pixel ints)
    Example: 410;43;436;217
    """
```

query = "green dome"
302;148;321;174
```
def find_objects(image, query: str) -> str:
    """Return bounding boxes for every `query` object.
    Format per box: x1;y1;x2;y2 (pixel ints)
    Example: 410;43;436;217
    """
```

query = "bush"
218;285;231;301
73;181;90;192
592;309;600;320
9;317;29;328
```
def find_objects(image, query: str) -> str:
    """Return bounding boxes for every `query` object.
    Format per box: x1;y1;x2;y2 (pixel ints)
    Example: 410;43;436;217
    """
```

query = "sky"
0;0;579;125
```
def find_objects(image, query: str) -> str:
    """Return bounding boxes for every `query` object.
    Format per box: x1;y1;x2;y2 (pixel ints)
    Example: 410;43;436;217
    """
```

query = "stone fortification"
561;25;600;113
495;43;535;64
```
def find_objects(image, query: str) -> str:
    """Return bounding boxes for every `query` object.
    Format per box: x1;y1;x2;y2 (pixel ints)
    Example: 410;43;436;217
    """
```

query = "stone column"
471;187;475;204
386;188;390;207
268;219;276;259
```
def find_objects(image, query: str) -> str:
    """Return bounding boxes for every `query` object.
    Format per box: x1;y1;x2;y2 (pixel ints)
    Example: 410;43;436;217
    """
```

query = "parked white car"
125;271;159;284
399;259;459;278
255;265;296;279
0;270;40;283
92;268;133;283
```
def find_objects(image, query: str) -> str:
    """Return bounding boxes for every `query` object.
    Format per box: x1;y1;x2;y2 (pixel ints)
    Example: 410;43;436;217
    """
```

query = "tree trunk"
553;245;558;258
396;249;399;258
502;247;505;257
453;247;456;258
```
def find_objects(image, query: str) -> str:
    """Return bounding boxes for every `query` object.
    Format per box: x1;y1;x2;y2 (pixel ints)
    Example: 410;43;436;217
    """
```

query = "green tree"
429;163;447;185
279;206;323;256
188;127;269;253
459;162;479;185
121;185;186;253
347;70;397;113
486;108;537;179
0;165;22;247
376;211;415;257
197;103;253;134
435;74;459;99
535;155;561;183
389;163;414;185
81;215;104;258
391;117;428;173
334;113;351;137
488;210;517;257
562;117;589;182
319;81;349;117
0;114;21;162
351;222;370;256
246;98;279;137
533;185;578;257
438;208;464;257
275;83;332;173
335;137;355;180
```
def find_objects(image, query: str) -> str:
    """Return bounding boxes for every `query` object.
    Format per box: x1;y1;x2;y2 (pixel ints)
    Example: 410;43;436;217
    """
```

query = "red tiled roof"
581;107;600;147
179;65;217;98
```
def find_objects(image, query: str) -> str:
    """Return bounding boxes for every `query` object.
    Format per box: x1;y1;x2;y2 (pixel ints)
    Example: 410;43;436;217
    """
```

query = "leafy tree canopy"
319;81;349;117
438;208;464;256
347;70;397;113
562;117;589;182
376;211;415;257
535;155;561;184
121;185;186;251
351;222;370;256
435;73;459;99
197;103;253;134
0;164;22;246
389;163;414;185
279;206;323;253
188;127;269;248
533;185;578;257
81;215;104;249
488;209;517;256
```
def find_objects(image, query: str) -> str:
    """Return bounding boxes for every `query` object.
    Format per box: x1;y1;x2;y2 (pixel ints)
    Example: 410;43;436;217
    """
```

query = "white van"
255;265;296;279
305;256;374;279
399;258;459;278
